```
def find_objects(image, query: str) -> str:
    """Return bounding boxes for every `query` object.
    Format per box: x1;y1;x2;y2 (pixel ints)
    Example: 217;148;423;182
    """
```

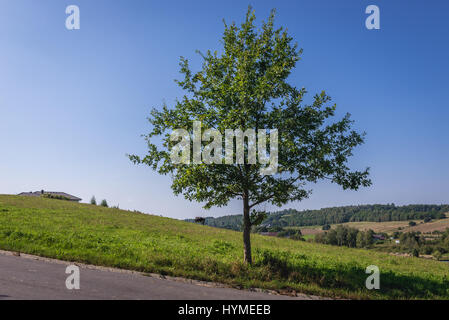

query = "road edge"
0;249;329;300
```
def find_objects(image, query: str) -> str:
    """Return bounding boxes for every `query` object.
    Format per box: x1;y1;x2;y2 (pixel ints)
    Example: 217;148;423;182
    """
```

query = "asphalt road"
0;252;314;300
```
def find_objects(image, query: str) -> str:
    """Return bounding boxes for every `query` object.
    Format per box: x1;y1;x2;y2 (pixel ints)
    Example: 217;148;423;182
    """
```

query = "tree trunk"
242;191;252;264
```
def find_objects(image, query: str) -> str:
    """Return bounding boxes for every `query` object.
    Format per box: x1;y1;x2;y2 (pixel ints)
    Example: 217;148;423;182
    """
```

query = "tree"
100;199;108;207
356;231;365;248
335;225;348;246
364;229;375;247
90;196;97;205
347;228;359;248
408;221;416;227
326;229;338;246
129;8;371;264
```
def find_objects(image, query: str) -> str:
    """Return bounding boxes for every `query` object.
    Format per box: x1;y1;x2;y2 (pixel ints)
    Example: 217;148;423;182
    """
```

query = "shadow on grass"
248;249;449;299
176;248;449;299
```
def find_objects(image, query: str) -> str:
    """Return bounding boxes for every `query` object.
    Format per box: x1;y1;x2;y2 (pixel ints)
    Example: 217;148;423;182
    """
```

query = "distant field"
297;218;449;236
0;195;448;299
341;220;422;233
407;219;449;233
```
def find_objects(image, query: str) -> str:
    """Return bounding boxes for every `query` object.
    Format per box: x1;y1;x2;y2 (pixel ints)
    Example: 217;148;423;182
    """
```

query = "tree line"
314;225;449;260
314;225;375;248
263;204;448;227
188;204;448;231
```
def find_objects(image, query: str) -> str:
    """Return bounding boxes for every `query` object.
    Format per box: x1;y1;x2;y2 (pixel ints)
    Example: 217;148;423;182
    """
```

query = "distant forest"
187;204;449;231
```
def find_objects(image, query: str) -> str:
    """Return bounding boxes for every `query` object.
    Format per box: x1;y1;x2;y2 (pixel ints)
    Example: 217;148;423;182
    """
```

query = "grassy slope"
0;195;448;300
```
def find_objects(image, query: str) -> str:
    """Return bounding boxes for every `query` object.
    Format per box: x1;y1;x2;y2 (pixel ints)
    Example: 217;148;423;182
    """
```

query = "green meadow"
0;195;448;299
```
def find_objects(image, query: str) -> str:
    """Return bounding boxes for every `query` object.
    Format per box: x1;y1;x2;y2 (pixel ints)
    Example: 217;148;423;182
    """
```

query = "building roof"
18;192;41;197
18;191;82;201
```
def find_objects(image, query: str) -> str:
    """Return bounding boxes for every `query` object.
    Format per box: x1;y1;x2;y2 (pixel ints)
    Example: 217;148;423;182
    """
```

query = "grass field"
0;195;448;300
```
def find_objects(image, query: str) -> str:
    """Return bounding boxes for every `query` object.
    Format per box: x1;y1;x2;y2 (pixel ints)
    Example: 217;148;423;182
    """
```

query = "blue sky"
1;0;448;219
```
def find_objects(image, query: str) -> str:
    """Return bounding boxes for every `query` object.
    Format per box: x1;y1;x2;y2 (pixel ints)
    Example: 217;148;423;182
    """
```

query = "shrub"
194;217;206;225
277;229;303;240
433;250;442;261
100;199;108;207
422;246;433;255
41;194;71;201
290;232;305;241
392;231;401;239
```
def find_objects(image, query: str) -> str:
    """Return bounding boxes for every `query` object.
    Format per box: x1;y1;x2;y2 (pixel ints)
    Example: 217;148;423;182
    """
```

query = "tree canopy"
130;8;371;263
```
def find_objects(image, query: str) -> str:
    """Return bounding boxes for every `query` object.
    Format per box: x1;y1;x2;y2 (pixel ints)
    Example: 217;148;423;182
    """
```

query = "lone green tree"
130;8;371;264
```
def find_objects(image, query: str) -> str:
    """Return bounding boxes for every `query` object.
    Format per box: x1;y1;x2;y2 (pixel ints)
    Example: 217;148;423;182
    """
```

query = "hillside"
0;195;448;299
191;204;449;231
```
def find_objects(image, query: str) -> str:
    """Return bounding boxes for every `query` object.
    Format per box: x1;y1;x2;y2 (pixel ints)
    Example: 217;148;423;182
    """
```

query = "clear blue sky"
1;0;448;219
